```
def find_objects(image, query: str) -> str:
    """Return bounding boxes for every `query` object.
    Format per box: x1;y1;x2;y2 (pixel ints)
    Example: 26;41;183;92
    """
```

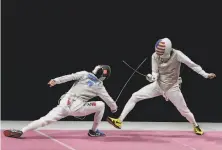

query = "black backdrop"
2;1;222;122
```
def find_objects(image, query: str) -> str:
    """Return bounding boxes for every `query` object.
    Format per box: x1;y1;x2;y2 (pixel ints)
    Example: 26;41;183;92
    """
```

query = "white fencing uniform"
22;71;117;133
119;49;209;125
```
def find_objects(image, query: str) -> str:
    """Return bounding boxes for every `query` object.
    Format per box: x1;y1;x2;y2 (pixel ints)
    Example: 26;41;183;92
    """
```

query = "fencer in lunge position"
4;65;117;138
107;38;216;135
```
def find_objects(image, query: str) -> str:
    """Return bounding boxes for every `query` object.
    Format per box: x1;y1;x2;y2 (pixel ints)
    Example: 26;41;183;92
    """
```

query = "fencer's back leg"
40;106;70;127
165;87;204;135
21;106;70;133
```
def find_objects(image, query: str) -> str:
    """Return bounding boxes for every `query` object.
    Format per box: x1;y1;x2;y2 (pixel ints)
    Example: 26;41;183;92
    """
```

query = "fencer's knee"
38;117;49;127
39;116;56;127
130;93;140;103
96;101;105;111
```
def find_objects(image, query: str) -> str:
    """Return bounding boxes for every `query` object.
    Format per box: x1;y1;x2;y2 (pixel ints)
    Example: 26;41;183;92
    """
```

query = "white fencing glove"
111;108;117;113
146;73;157;82
110;102;118;113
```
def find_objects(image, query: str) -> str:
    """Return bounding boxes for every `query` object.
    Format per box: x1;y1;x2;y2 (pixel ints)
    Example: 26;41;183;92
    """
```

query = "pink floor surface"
2;130;222;150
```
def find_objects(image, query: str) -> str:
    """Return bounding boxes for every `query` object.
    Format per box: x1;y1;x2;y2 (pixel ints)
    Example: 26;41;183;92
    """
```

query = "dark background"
2;1;222;122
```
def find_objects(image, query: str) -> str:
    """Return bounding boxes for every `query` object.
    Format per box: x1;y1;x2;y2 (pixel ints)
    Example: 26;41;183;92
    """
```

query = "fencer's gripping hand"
111;108;117;113
146;74;156;82
48;79;56;87
110;103;118;113
207;73;216;79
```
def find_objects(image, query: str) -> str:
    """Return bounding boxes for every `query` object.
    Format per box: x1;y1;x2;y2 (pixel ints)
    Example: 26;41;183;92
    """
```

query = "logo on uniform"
67;98;71;105
86;102;96;106
87;74;99;87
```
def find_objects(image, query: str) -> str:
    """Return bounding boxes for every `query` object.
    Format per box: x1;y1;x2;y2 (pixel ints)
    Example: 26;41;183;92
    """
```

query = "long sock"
183;112;198;126
92;123;99;132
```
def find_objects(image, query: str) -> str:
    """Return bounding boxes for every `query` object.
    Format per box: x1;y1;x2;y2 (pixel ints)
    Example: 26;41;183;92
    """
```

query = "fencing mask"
92;65;111;81
155;38;172;59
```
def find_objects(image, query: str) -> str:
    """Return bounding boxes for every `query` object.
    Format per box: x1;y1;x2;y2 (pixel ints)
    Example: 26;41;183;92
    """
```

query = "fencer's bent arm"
53;71;86;84
97;86;117;110
151;54;159;79
176;50;209;78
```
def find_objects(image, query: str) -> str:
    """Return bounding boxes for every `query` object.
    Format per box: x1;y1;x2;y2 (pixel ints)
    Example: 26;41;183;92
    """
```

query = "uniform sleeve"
53;71;87;84
97;86;117;110
176;50;209;78
151;53;159;79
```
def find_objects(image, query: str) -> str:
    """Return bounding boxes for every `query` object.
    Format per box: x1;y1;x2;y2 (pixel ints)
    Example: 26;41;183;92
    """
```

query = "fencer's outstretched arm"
53;71;87;84
176;50;209;78
97;86;117;113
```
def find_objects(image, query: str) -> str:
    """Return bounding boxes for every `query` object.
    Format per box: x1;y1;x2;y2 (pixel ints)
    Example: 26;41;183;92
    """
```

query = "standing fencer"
107;38;216;135
4;65;117;138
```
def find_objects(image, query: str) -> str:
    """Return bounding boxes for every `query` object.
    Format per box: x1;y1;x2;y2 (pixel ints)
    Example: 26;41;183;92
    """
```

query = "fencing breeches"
22;99;105;133
119;82;198;126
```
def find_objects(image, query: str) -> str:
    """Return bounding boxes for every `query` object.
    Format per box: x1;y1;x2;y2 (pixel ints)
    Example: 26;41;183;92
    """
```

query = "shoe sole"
88;133;106;137
195;132;204;135
106;117;121;129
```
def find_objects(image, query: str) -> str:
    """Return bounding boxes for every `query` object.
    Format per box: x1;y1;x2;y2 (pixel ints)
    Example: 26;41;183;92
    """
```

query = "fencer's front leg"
119;82;161;122
77;101;106;137
107;82;162;130
89;102;106;137
73;101;105;132
118;95;138;122
92;101;105;131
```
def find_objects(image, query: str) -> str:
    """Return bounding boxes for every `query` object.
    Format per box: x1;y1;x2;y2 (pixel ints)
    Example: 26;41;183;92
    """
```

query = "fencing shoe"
88;129;106;137
4;129;23;138
107;117;122;129
194;125;204;135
